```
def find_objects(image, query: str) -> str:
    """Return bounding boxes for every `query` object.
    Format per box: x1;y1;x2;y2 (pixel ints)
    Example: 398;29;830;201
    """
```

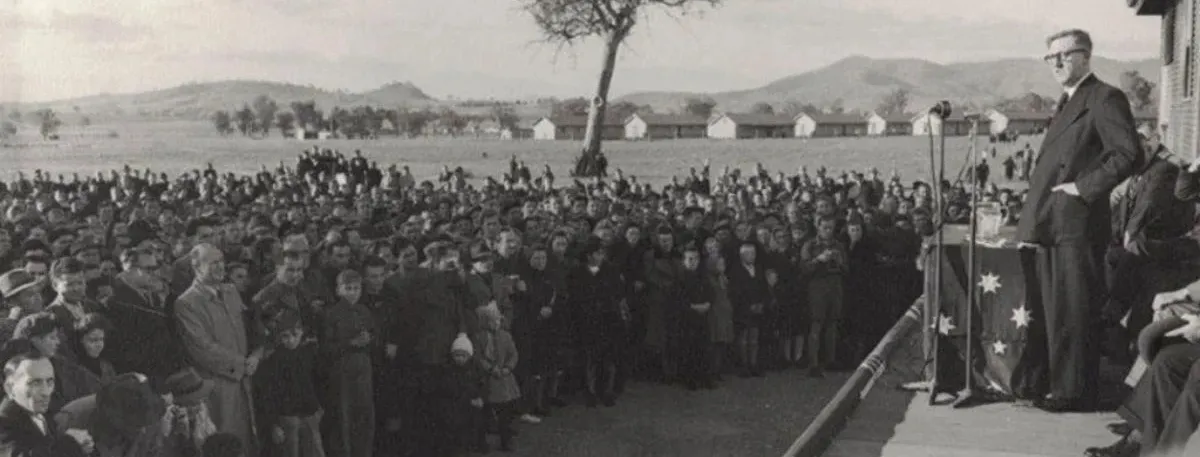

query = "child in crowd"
434;334;486;456
801;215;848;378
520;244;568;417
474;304;520;452
321;270;375;457
677;243;715;391
255;307;325;457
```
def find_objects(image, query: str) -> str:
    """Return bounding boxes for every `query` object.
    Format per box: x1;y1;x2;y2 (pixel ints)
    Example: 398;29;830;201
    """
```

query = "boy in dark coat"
255;307;325;457
320;270;375;457
677;243;715;390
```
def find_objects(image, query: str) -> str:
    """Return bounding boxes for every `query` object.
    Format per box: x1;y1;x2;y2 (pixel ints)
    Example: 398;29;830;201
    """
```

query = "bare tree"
33;109;61;140
682;97;716;118
234;105;256;136
276;112;296;137
0;121;17;139
1120;70;1156;112
750;102;775;115
876;88;910;115
827;98;845;114
779;99;819;117
253;95;279;135
522;0;722;175
212;110;232;136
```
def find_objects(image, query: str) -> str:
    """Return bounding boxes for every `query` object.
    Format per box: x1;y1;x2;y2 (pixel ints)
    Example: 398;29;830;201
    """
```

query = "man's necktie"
1055;92;1069;115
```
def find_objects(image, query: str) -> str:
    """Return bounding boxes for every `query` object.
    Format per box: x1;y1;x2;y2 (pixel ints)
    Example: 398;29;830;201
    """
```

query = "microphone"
928;101;952;118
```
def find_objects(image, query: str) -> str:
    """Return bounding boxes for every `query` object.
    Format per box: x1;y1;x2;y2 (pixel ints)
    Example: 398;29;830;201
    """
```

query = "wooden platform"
823;329;1122;457
825;390;1120;457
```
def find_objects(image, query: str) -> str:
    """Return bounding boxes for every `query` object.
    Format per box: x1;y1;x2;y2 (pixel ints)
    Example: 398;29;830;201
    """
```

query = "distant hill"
619;55;1161;113
4;55;1160;124
8;80;439;122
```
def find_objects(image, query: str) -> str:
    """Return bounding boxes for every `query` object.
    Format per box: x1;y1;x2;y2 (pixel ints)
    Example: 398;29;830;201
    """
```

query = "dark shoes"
1034;397;1096;413
1106;422;1133;437
602;396;616;407
1083;434;1139;457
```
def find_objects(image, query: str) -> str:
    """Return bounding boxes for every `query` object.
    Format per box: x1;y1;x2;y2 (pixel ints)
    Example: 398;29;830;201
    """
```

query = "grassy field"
1;120;1037;186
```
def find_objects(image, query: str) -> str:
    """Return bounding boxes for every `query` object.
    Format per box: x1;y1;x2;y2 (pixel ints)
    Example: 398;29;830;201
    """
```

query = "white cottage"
624;113;709;140
866;112;915;136
707;113;795;139
794;112;870;138
532;115;624;140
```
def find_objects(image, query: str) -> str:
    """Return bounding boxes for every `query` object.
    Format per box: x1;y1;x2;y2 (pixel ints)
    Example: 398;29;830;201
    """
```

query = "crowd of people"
0;144;1029;457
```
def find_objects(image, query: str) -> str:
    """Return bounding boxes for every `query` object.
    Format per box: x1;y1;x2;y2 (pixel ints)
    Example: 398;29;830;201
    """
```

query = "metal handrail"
780;302;925;457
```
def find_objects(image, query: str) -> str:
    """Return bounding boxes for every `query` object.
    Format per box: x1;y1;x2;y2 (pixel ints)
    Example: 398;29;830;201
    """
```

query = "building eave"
1128;0;1170;16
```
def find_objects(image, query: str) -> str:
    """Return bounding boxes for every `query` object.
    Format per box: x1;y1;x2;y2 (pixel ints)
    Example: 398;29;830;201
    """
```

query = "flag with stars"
929;226;1042;399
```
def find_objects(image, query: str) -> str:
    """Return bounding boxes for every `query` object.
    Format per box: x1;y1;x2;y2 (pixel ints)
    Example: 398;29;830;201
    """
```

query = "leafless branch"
520;0;719;46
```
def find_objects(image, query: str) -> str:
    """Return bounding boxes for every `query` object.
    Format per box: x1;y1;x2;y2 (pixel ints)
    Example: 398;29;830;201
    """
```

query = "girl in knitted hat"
472;304;520;452
432;333;486;456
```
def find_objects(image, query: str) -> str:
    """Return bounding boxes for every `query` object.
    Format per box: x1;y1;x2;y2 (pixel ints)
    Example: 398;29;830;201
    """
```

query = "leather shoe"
1083;435;1138;457
1105;422;1133;437
1036;397;1094;413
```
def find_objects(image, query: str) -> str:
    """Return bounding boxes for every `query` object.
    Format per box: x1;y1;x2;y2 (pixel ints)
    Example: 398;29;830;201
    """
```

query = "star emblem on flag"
931;313;956;335
979;272;1001;294
992;340;1008;355
1011;304;1033;329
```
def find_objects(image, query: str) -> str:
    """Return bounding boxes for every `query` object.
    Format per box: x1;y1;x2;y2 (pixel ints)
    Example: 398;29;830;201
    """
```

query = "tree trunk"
581;29;625;159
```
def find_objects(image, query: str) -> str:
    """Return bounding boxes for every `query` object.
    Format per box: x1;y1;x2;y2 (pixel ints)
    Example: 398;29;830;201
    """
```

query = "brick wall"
1166;0;1199;158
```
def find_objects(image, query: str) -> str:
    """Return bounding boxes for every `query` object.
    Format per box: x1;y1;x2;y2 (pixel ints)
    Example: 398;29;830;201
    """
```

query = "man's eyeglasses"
1043;48;1088;64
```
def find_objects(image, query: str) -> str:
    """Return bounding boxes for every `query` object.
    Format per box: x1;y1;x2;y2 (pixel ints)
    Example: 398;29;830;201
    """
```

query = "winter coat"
472;330;521;404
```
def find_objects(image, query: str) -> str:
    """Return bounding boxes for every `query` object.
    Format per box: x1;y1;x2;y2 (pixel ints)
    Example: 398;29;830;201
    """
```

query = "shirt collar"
1064;72;1093;99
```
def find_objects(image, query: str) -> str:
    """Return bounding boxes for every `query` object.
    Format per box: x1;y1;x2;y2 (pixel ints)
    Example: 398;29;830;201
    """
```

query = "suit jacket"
174;282;249;382
0;399;84;457
1113;151;1194;247
1016;74;1141;246
104;278;189;388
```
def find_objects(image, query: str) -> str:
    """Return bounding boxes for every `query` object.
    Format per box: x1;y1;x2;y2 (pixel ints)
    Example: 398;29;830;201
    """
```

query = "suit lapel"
0;399;46;441
1042;75;1097;147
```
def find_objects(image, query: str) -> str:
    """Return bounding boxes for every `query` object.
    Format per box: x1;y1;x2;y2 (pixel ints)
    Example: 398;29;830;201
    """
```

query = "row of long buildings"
523;109;1158;140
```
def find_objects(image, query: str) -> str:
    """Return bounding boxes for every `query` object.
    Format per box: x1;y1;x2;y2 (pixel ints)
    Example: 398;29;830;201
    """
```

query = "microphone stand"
915;107;947;402
953;116;982;409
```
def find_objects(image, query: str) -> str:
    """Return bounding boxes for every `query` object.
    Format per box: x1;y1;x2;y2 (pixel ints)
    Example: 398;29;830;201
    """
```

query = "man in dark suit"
1085;275;1200;457
1016;28;1141;412
1104;124;1195;338
0;352;88;457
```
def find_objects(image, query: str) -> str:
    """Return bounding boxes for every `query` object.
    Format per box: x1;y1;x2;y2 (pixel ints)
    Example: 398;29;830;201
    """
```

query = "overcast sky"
1;0;1162;102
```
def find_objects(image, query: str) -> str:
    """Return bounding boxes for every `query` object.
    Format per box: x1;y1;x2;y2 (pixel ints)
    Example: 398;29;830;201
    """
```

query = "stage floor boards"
824;328;1124;457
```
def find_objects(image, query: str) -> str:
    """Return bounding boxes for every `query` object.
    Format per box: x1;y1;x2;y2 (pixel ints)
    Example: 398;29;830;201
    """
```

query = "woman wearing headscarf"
70;313;117;384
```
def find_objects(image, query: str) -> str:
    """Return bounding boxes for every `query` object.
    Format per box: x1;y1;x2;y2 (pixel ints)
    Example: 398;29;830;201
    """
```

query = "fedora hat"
0;270;39;299
165;367;213;407
96;373;166;432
